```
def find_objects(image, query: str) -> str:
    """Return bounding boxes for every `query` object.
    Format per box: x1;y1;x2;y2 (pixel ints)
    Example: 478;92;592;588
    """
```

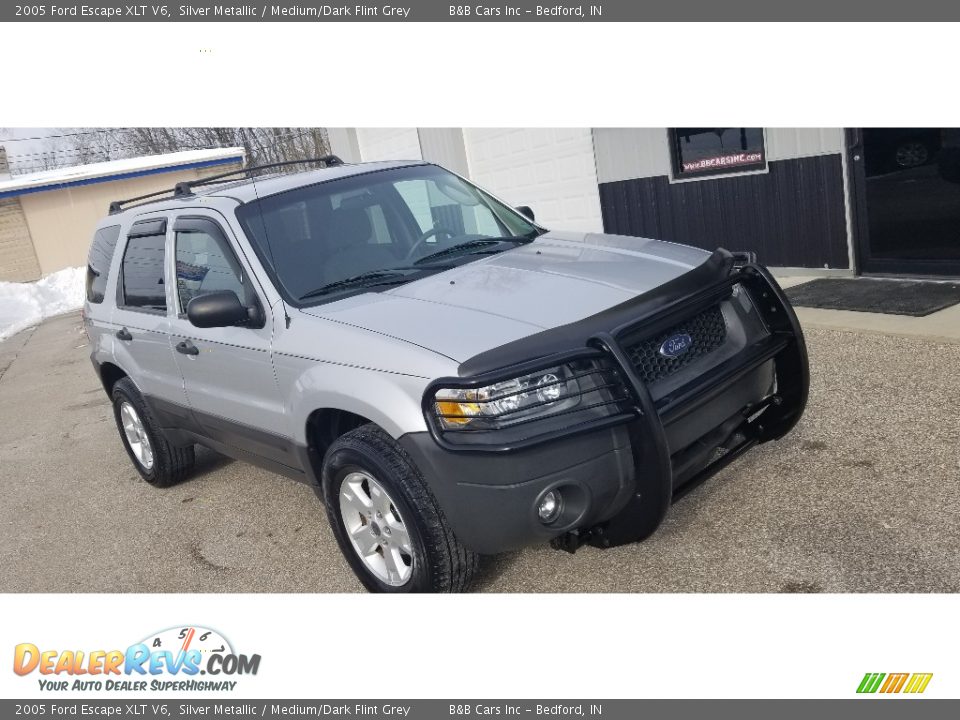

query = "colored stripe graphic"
880;673;909;693
857;673;885;693
904;673;933;694
857;672;932;694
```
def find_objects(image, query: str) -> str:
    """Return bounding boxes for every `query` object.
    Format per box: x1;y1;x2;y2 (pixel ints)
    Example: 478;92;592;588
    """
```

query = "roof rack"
108;155;344;215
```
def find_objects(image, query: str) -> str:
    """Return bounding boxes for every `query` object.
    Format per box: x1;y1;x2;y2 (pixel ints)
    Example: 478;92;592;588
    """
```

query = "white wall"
765;128;844;161
355;128;422;161
417;128;470;177
461;128;603;232
593;128;673;184
326;128;362;163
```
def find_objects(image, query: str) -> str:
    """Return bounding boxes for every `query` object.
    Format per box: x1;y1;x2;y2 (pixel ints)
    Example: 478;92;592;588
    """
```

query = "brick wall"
0;197;41;282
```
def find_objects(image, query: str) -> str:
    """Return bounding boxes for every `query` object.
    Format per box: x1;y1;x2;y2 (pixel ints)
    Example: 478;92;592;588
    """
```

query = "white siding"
355;128;422;161
462;128;603;232
593;128;672;183
765;128;844;161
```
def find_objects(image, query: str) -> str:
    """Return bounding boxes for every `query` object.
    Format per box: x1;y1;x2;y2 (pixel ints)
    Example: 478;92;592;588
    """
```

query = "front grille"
623;305;727;385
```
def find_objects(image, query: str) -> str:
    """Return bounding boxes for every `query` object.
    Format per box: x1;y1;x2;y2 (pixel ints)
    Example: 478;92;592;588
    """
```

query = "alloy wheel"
120;401;154;470
338;471;414;586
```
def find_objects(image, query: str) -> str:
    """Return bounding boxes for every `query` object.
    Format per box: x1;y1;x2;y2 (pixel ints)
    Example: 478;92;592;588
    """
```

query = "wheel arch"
306;408;375;461
98;361;129;397
298;385;427;487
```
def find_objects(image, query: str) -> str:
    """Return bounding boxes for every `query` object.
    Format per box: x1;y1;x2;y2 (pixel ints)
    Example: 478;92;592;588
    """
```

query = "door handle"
115;327;132;341
175;340;200;356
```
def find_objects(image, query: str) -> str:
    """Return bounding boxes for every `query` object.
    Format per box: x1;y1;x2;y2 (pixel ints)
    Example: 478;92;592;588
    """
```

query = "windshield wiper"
298;270;410;301
413;237;529;266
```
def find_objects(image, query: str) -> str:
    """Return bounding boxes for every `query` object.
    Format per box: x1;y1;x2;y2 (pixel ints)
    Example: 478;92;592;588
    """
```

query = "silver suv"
84;156;808;592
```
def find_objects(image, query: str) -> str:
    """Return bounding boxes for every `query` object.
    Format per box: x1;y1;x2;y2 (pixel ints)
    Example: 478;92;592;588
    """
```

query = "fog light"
537;490;562;524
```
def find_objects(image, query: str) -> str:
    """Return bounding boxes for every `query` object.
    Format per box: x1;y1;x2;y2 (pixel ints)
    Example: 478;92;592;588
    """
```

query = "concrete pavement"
1;311;958;592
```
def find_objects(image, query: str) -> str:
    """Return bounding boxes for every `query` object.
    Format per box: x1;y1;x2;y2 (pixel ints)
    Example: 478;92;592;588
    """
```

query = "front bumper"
399;424;636;555
406;251;808;555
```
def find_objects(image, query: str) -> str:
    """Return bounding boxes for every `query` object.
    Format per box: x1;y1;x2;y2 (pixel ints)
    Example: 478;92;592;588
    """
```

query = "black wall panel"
598;154;849;269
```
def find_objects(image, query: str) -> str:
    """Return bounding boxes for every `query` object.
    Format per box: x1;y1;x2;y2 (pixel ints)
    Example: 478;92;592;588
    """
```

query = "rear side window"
120;232;167;312
86;225;121;304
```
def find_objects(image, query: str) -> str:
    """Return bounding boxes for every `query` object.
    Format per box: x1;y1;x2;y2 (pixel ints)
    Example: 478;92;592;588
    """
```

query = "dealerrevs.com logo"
13;626;261;692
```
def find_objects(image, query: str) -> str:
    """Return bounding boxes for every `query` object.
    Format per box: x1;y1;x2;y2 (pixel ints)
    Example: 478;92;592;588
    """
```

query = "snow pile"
0;267;86;341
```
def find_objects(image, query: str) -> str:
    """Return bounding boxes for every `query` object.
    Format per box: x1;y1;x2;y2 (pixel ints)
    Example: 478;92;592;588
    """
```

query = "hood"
299;232;711;363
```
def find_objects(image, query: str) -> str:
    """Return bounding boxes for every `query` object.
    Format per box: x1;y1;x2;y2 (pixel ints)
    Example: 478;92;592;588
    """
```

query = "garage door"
462;128;603;233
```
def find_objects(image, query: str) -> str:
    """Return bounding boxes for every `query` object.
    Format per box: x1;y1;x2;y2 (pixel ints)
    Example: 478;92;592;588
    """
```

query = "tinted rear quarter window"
121;233;167;311
86;225;121;303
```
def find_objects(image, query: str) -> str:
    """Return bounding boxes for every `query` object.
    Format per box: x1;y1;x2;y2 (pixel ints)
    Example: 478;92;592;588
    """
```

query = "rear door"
111;215;189;415
166;211;295;470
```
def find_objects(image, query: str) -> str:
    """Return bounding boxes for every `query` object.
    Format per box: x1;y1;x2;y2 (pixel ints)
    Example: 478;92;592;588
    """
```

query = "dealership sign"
681;151;764;174
12;626;260;692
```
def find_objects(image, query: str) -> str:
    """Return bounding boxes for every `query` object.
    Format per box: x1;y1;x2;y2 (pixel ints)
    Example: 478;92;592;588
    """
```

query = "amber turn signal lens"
435;401;480;425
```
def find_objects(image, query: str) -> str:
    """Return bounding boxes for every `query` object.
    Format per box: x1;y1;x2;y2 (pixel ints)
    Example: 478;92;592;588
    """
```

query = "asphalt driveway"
1;312;958;592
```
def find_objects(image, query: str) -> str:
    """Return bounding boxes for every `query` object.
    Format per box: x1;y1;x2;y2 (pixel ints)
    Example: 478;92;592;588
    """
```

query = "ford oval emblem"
659;333;693;359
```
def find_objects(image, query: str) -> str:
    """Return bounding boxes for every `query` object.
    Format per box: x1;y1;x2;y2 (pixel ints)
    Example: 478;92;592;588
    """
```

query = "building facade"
330;128;960;277
0;148;245;282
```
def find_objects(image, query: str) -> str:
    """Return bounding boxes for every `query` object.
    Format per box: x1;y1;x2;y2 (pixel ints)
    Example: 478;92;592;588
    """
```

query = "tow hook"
550;531;585;554
551;526;608;554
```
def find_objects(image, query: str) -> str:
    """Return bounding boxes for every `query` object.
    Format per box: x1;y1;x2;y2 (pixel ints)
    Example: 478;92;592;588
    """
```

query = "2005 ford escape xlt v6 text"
83;156;808;592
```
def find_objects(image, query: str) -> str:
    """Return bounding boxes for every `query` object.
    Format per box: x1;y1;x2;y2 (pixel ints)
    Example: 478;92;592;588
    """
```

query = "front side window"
86;225;121;303
120;232;167;311
669;128;766;179
175;222;248;312
236;164;540;305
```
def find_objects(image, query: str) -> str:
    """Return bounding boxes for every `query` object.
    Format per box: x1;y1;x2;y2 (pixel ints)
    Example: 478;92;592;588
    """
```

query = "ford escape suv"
84;156;808;593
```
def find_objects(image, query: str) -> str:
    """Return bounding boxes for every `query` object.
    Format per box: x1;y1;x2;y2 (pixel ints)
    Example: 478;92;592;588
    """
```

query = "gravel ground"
1;312;958;593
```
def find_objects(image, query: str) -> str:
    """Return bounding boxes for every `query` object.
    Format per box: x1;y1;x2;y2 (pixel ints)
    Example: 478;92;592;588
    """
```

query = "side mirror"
186;290;250;329
516;205;535;222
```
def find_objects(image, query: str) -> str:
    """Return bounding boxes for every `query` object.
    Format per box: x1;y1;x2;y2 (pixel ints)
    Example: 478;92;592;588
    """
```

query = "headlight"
433;365;581;431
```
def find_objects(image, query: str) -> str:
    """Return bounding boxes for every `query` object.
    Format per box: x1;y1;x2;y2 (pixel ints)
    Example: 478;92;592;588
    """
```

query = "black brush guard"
425;249;808;551
569;257;807;551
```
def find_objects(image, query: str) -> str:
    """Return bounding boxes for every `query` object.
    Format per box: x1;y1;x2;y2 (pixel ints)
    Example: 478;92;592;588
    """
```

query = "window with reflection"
669;128;766;179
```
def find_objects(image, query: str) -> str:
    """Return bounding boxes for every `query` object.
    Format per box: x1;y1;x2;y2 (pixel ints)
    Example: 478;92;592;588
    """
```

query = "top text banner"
6;0;960;21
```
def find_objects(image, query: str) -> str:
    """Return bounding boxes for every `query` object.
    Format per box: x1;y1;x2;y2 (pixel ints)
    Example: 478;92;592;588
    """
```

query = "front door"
167;211;297;472
848;128;960;276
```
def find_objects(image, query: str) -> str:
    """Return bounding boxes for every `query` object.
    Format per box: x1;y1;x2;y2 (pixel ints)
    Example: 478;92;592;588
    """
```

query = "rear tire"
111;378;194;488
321;424;479;593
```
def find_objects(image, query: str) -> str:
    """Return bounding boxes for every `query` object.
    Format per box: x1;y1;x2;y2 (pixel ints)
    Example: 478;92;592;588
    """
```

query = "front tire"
111;378;194;488
321;424;479;593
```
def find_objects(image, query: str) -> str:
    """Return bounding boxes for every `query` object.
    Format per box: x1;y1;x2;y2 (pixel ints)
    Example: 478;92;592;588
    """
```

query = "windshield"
235;164;542;305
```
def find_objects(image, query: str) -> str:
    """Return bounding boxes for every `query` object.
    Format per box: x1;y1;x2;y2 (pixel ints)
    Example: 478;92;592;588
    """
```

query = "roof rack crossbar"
108;154;344;215
108;186;181;215
173;155;344;198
